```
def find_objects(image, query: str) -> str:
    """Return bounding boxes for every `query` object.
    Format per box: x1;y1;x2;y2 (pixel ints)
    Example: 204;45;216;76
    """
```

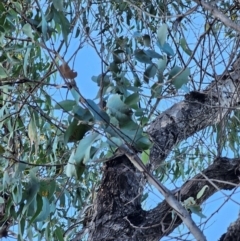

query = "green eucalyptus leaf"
180;38;192;56
34;197;50;222
57;12;70;44
66;151;77;178
28;116;38;154
157;41;174;56
70;88;81;103
188;205;207;218
124;93;139;109
112;49;124;63
0;65;8;78
22;23;34;40
134;49;152;64
55;100;76;111
84;99;110;125
135;136;151;150
157;24;168;46
29;194;43;224
64;117;91;144
53;0;64;11
107;94;132;122
23;171;39;214
74;132;100;164
107;137;123;148
12;182;22;204
168;66;190;89
109;62;120;74
144;50;162;59
40;13;48;40
141;149;150;164
144;64;157;83
55;226;64;241
157;57;167;73
197;185;209;199
23;46;31;76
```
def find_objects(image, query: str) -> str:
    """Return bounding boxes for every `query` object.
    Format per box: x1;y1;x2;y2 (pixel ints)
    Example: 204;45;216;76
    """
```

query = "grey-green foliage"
0;0;239;240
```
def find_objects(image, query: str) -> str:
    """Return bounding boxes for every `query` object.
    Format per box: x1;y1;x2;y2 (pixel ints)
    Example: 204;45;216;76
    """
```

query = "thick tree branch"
120;145;207;241
148;63;240;169
88;61;240;241
141;157;240;240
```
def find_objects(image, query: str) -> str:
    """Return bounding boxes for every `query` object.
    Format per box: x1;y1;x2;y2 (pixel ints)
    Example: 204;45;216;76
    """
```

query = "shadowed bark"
84;62;240;240
218;214;240;241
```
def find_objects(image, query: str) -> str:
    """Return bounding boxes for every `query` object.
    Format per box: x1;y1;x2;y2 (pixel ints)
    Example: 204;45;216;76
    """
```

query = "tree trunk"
84;61;240;240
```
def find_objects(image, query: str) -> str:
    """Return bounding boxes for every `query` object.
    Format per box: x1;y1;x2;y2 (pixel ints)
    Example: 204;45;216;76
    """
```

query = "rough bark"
218;214;240;241
84;62;240;241
148;68;240;169
83;156;240;241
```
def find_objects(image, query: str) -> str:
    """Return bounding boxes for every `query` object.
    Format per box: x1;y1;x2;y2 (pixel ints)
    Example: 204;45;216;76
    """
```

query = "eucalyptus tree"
0;0;240;240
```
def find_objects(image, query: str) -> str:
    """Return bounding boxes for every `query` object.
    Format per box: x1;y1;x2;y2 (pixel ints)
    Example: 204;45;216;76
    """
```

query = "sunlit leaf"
189;205;207;218
197;185;209;199
22;23;34;40
141;149;150;164
180;38;192;56
28;116;39;154
66;151;77;178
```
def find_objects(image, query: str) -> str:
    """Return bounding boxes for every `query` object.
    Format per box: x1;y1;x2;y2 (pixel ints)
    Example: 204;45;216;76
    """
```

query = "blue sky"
6;2;240;240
